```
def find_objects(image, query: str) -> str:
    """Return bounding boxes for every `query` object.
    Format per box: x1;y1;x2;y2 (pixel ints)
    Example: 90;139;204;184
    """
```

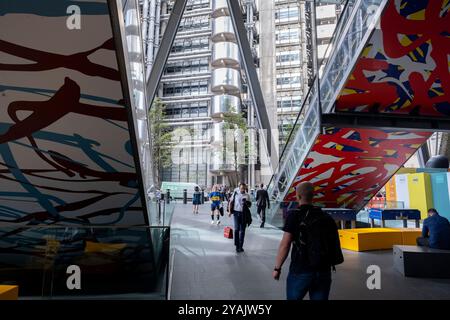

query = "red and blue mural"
285;128;431;209
336;0;450;116
0;1;146;226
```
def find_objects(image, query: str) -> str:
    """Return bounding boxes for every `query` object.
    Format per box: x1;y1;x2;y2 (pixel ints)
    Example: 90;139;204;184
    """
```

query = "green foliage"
148;98;173;182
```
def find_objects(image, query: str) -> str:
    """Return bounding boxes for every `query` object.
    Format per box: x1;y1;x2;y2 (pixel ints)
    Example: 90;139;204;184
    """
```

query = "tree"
148;98;173;185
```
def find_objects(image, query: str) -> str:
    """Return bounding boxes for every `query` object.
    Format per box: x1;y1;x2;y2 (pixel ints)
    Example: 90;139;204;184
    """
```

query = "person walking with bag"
272;182;343;300
228;183;251;253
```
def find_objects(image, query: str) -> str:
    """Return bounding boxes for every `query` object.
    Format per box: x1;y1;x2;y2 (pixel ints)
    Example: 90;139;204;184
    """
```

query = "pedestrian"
192;186;202;214
256;183;270;228
417;208;450;249
208;185;222;225
228;183;252;252
272;181;343;300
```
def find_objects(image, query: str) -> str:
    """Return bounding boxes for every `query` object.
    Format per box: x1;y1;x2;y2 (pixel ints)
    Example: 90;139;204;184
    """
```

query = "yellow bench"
0;285;18;300
339;228;423;251
390;228;422;246
339;228;403;251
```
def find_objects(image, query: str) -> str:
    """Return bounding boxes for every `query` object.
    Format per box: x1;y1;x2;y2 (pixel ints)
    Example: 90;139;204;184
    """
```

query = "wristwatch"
273;267;281;272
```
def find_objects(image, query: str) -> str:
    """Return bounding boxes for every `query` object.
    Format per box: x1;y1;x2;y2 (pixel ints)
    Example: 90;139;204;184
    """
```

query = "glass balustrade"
266;0;387;225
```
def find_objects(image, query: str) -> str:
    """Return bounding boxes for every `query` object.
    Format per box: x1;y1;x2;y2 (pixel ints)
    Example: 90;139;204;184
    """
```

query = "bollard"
166;189;170;204
183;189;187;204
201;189;205;204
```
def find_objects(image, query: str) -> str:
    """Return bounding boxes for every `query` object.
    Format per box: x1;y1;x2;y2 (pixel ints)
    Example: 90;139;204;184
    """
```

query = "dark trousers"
417;237;429;247
257;205;266;224
233;211;246;249
286;270;332;300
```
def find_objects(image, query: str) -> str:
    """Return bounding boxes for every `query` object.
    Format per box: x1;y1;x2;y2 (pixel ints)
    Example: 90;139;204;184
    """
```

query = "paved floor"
169;203;450;300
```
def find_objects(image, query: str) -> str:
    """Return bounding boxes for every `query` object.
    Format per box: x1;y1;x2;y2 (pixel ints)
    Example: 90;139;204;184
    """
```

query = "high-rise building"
259;0;342;149
141;0;259;187
141;0;342;187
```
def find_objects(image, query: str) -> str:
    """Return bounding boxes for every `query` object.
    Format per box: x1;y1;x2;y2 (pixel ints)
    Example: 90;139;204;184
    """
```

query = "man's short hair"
428;208;438;215
260;183;264;188
296;182;314;202
240;182;247;188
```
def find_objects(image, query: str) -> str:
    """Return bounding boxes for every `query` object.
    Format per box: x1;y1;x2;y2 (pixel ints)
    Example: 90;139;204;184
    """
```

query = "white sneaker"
216;220;221;225
211;220;215;224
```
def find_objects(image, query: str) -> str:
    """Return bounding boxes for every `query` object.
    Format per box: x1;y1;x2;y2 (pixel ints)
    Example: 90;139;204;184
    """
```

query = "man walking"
256;183;270;228
228;183;251;253
272;182;343;300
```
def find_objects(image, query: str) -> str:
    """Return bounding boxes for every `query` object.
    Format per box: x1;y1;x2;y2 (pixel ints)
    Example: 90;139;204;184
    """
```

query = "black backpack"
294;207;344;269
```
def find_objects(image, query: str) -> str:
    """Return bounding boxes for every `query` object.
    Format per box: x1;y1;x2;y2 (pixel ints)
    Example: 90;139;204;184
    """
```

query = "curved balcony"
212;0;229;18
211;95;241;119
211;42;240;69
211;68;241;96
211;16;236;43
210;121;226;146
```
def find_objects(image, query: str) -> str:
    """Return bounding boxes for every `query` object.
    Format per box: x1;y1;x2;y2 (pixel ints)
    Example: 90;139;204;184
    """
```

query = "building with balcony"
140;0;259;187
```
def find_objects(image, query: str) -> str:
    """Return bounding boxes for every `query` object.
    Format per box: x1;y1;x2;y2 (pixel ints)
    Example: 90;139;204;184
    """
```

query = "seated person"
417;208;450;250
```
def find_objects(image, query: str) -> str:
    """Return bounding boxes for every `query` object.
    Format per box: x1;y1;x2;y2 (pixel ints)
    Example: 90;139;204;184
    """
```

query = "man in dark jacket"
256;183;270;228
417;208;450;250
272;182;343;300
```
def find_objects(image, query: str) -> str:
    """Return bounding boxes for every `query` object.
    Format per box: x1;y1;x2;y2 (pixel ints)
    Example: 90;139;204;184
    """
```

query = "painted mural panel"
336;0;450;117
0;1;146;226
284;127;431;210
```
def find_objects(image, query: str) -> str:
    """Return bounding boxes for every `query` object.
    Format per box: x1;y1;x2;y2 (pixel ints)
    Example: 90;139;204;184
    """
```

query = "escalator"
266;0;449;227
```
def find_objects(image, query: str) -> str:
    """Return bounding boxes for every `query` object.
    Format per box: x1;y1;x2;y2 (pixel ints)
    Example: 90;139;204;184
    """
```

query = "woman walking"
192;186;202;214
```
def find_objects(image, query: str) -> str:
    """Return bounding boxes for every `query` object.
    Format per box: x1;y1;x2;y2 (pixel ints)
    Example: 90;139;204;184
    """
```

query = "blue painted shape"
430;172;450;221
368;208;421;220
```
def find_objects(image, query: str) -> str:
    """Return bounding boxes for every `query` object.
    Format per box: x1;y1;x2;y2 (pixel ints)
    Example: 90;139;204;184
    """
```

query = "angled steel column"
227;0;276;159
146;0;187;110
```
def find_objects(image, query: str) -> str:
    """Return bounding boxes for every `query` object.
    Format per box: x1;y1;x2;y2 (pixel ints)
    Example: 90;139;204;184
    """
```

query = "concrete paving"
169;202;450;300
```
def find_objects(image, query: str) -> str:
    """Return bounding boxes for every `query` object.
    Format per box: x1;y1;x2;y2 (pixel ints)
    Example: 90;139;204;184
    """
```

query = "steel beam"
322;113;450;132
227;0;276;159
146;0;187;110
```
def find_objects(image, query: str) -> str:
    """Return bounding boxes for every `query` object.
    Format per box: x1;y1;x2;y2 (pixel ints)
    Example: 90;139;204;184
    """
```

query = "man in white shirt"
228;183;251;252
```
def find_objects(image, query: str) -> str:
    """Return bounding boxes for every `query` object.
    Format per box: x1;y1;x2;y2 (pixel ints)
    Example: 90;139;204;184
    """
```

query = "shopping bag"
223;226;233;239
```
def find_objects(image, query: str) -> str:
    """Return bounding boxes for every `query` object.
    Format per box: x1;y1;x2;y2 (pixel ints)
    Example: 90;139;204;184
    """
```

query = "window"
275;7;299;23
171;37;209;53
165;58;209;75
276;50;300;66
163;80;208;97
277;96;302;111
165;101;210;119
276;73;301;88
275;28;300;44
178;15;209;32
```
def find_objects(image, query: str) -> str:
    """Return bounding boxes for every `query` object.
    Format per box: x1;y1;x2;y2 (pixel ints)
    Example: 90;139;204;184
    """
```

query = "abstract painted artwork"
336;0;450;116
0;1;146;226
285;127;431;209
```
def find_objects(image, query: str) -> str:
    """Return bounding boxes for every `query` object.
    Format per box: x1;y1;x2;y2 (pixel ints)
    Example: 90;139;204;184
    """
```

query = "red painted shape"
284;128;431;209
336;0;450;116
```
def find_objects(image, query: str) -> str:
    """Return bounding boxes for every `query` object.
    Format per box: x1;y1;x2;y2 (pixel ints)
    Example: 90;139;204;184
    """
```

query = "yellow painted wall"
385;177;397;202
408;173;434;219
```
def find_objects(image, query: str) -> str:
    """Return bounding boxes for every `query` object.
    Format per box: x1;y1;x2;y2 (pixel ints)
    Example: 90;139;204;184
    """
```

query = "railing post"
166;189;170;204
183;189;187;204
